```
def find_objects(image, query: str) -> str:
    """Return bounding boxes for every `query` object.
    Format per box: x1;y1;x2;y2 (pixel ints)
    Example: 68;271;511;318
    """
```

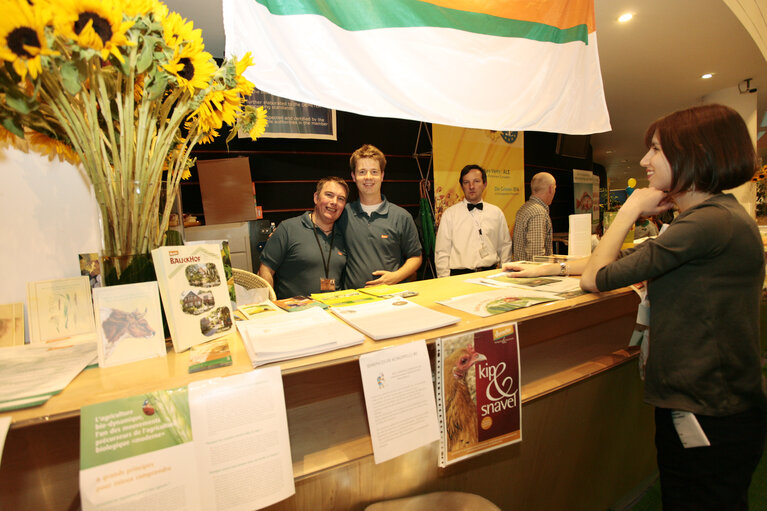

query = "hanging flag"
223;0;610;134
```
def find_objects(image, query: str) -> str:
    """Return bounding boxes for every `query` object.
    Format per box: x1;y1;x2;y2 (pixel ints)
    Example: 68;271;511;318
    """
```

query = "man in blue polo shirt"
258;177;349;299
340;144;422;289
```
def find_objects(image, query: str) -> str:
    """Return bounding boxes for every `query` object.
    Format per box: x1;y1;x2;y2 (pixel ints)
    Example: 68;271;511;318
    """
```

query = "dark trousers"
449;265;496;276
654;407;767;511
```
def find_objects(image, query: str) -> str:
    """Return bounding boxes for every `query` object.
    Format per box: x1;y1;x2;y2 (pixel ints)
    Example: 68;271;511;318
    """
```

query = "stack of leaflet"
236;307;364;366
330;298;460;341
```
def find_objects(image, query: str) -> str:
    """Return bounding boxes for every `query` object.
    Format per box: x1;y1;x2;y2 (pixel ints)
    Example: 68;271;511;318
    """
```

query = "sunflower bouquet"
0;0;267;276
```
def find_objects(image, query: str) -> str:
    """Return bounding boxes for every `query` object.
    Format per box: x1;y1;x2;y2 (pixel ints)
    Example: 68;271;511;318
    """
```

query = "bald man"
511;172;556;261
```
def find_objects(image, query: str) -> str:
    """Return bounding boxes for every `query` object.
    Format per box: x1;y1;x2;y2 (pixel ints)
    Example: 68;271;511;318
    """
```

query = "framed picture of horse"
93;282;166;368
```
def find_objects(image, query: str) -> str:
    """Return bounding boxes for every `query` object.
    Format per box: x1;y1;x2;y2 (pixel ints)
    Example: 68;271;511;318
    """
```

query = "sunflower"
0;0;57;80
56;0;134;63
248;106;268;140
233;53;255;97
190;88;244;134
122;0;167;20
26;130;79;164
161;11;202;53
163;44;216;94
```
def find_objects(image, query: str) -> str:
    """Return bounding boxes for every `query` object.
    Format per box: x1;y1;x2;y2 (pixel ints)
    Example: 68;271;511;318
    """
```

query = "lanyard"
311;213;334;278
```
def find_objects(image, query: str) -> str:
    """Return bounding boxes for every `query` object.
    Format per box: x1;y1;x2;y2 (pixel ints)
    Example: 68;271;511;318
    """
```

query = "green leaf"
136;38;155;74
5;93;33;114
145;73;168;101
2;116;24;138
61;62;82;95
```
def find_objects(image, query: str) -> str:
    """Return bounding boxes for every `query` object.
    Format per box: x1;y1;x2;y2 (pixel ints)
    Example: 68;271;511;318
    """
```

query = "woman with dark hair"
505;103;767;510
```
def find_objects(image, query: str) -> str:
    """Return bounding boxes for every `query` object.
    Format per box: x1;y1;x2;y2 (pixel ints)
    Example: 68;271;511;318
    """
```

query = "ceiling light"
701;73;714;79
618;13;633;23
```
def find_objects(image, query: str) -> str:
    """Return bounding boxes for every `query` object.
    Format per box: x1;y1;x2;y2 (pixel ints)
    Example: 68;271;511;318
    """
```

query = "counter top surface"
2;270;637;428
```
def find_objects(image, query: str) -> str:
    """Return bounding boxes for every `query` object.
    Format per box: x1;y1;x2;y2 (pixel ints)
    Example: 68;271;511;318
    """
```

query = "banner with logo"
433;126;524;228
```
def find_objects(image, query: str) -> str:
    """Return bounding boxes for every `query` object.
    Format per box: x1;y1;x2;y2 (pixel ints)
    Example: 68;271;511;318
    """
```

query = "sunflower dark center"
74;12;113;45
8;27;40;58
178;58;194;80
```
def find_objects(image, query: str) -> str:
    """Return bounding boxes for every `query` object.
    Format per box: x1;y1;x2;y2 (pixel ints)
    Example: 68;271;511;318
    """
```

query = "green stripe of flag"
255;0;589;44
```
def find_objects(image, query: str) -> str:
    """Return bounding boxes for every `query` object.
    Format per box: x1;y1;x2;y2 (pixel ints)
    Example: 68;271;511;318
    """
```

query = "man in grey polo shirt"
258;177;349;299
340;144;422;289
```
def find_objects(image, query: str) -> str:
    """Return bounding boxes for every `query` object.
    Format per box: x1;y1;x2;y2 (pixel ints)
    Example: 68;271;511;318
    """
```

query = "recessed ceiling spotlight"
701;73;714;79
618;13;633;23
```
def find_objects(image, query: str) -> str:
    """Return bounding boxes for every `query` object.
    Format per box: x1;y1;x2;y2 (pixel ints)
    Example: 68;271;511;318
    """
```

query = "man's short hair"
530;172;555;194
644;103;755;195
350;144;387;173
316;176;349;197
458;164;487;184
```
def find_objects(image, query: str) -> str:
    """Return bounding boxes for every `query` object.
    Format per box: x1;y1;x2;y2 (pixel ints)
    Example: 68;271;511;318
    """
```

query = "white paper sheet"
189;368;295;510
359;340;440;464
568;213;592;257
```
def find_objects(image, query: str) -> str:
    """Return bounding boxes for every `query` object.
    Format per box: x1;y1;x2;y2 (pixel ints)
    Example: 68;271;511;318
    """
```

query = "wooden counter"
0;272;655;511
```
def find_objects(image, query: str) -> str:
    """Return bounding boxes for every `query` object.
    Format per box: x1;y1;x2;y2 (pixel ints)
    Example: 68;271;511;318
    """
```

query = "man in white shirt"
435;164;512;277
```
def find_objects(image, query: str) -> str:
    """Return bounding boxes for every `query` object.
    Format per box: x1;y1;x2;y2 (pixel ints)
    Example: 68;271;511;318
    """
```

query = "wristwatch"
559;262;568;276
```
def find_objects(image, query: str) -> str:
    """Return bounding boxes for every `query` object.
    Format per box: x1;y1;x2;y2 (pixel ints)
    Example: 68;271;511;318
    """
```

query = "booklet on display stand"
151;245;234;353
435;322;522;467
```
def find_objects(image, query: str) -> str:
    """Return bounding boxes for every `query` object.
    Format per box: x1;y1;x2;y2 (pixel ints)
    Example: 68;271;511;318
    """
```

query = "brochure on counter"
436;322;522;467
467;273;585;299
330;298;460;341
236;307;364;366
0;342;97;412
311;289;382;307
79;368;294;511
437;286;563;318
359;340;440;464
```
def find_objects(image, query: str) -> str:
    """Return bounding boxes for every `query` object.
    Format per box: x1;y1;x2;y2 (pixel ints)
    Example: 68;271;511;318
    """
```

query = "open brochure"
436;322;522;467
79;368;295;511
0;342;97;412
437;286;563;317
236;307;364;366
467;273;586;299
330;298;460;341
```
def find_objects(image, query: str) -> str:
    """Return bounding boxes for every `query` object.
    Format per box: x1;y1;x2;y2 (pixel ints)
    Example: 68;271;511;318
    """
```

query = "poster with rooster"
93;282;166;368
436;322;521;466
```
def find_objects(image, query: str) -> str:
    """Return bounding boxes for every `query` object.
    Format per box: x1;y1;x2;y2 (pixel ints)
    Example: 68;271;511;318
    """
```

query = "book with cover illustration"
151;245;234;352
92;282;166;368
236;301;284;319
188;338;232;373
311;289;382;307
27;276;96;344
435;322;522;467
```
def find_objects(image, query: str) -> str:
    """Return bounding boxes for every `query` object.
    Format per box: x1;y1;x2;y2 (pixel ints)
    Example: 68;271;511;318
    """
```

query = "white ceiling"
164;0;767;187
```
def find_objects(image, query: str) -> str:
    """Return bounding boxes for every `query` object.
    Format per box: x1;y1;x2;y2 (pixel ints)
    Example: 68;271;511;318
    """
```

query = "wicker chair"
232;267;276;301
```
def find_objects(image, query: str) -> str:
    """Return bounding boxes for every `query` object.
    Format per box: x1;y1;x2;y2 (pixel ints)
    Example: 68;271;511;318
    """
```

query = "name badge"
320;278;336;291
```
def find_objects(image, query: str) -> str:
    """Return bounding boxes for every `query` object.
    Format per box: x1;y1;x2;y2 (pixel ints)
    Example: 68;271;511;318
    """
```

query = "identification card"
478;243;491;259
671;410;710;448
320;278;336;291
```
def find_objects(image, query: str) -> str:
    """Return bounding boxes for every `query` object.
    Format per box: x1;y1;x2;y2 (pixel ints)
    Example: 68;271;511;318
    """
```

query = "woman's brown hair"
644;103;755;195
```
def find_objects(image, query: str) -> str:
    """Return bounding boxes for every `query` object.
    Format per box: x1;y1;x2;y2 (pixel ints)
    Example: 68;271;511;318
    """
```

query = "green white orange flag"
223;0;610;134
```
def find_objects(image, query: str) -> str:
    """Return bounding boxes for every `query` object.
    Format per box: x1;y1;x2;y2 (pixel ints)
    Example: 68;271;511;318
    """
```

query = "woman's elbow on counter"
579;272;599;293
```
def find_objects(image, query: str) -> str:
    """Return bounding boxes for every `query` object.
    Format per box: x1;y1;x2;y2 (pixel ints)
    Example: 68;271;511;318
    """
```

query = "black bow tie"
467;202;483;211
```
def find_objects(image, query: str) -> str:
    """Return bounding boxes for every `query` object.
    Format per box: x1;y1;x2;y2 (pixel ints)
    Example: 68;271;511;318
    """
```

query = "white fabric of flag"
223;0;610;134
